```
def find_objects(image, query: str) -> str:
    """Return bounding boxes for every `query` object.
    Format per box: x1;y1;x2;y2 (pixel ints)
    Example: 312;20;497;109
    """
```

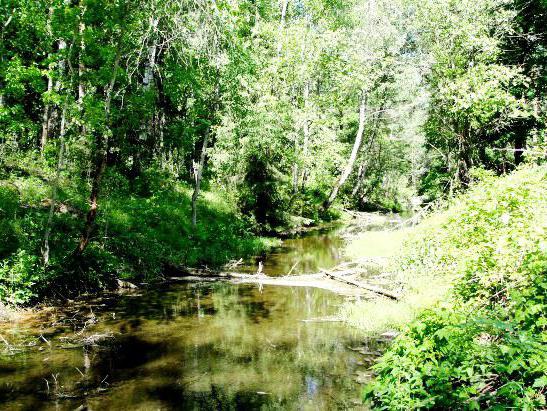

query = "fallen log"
320;269;400;300
168;272;365;296
300;317;342;323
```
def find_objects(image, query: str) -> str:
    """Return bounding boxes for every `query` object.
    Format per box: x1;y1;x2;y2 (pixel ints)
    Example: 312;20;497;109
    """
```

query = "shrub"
364;165;547;409
0;250;44;304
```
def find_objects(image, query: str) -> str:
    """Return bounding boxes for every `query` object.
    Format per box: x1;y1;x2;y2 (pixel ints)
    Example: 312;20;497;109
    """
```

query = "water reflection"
0;283;370;410
239;226;346;276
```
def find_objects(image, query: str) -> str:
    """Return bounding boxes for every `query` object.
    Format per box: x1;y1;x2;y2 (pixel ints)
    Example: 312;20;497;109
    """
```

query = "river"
0;224;386;410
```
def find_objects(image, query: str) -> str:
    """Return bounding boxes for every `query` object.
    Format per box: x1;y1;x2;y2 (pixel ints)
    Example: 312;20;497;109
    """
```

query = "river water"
0;226;381;410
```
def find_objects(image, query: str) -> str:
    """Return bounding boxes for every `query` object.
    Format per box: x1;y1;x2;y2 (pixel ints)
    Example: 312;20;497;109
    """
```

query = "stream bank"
0;212;401;410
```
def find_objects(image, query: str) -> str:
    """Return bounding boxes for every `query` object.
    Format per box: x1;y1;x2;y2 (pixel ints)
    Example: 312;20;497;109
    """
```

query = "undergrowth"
0;167;276;304
352;165;546;409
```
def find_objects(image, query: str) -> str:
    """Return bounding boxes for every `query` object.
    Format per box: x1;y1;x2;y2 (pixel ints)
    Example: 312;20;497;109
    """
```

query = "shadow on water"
0;226;380;410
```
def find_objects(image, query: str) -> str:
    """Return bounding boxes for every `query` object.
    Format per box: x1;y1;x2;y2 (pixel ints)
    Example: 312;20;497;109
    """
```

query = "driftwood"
300;317;342;323
170;270;367;296
173;264;400;299
320;269;399;300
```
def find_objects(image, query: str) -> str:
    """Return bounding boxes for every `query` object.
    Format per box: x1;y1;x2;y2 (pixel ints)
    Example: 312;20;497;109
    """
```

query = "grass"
340;224;450;332
344;229;408;259
0;167;278;304
340;164;547;334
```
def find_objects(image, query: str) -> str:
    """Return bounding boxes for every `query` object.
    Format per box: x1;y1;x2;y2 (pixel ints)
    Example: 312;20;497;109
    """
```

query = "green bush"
364;165;547;409
366;270;547;409
0;250;44;304
0;169;275;305
0;185;20;257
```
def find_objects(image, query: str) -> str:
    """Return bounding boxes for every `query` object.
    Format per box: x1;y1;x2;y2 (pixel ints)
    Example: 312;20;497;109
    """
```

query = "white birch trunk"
301;81;310;189
324;93;367;211
191;131;210;229
276;0;289;54
43;101;67;265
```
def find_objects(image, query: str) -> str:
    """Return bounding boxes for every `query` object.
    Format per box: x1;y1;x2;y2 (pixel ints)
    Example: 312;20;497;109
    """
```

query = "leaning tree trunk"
323;93;367;211
191;130;210;229
74;51;121;257
351;102;383;196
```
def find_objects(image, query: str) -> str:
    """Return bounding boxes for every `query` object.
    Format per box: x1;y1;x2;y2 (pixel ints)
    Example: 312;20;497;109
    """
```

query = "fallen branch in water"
172;264;400;298
320;269;400;300
169;271;365;296
300;317;342;323
287;260;299;275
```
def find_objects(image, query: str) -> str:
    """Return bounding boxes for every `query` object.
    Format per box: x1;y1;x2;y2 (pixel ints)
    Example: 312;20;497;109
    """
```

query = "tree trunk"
457;140;472;187
514;133;526;165
292;125;299;193
42;38;67;151
42;101;67;266
191;130;210;229
55;39;67;92
134;17;159;175
292;162;299;193
276;0;289;54
43;101;67;265
40;73;53;152
142;17;158;92
74;51;121;257
352;162;366;196
300;81;310;189
323;93;367;211
40;7;54;153
350;102;383;197
78;2;86;106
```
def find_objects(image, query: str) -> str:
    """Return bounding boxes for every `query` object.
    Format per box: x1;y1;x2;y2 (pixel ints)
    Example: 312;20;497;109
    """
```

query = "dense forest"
1;0;544;302
0;0;546;409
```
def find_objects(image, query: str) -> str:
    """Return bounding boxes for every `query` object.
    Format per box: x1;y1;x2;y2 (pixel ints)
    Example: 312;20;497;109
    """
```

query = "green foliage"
102;181;271;277
363;165;547;409
0;185;20;257
1;130;415;303
366;304;547;410
0;250;44;305
0;169;273;304
416;0;546;193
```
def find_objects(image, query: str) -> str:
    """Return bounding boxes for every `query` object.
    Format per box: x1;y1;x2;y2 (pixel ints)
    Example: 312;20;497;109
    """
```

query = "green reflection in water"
238;226;346;276
0;283;371;410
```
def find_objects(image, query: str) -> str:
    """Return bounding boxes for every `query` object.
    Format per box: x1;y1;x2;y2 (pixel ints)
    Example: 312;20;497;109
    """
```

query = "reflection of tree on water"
0;283;367;410
306;375;319;396
242;227;347;276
